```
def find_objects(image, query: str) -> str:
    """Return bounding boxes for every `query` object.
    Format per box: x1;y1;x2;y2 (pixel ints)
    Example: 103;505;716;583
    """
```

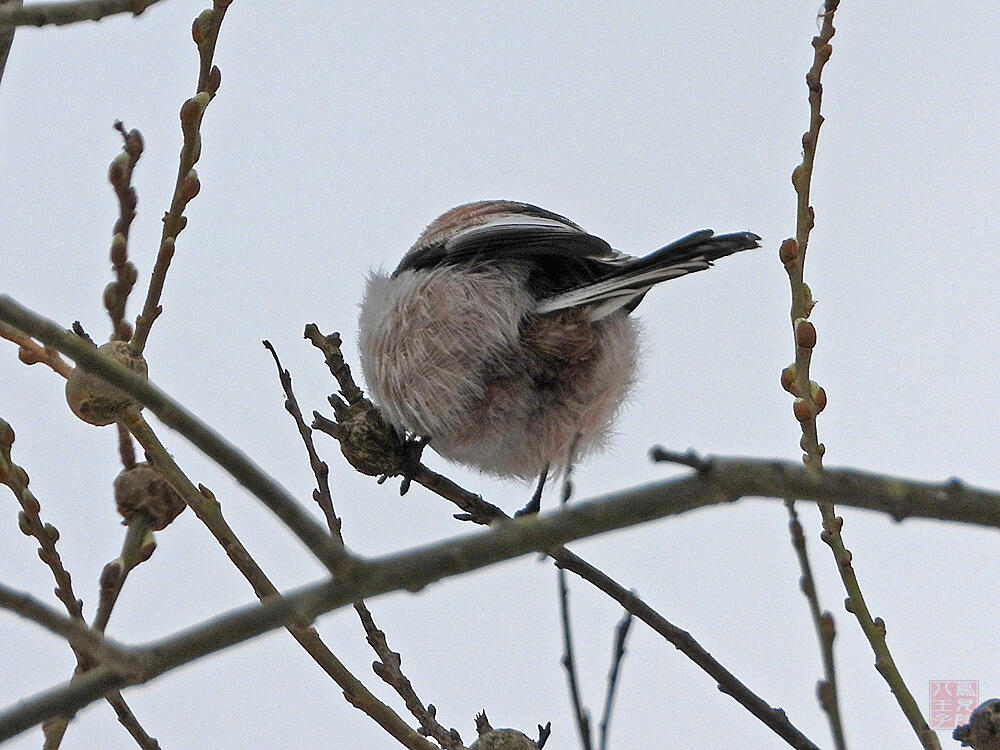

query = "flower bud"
108;153;130;187
110;233;128;266
795;318;816;349
180;169;200;201
810;382;827;413
793;398;814;423
780;364;798;395
779;238;799;265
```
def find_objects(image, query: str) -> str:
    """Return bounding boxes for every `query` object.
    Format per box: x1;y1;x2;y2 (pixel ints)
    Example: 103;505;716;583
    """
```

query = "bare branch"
266;339;453;747
785;500;845;750
0;0;161;28
357;604;464;749
597;611;632;750
131;2;227;352
0;294;349;574
556;462;592;750
105;695;160;750
0;476;844;745
651;449;1000;531
92;518;155;633
0;582;135;674
1;416;158;747
104;121;143;344
0;322;73;377
558;567;591;750
264;340;341;539
780;3;936;745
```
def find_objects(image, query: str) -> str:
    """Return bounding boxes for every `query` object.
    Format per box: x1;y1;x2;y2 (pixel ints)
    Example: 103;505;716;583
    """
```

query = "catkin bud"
779;238;799;265
795;318;816;349
793;398;814;423
780;364;798;395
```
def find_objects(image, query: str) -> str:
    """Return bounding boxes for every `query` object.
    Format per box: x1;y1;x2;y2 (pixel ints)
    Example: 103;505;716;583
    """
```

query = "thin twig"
105;695;160;750
263;340;341;538
104;122;145;474
1;417;157;747
0;0;161;28
356;604;464;749
0;418;84;623
265;340;461;747
303;325;365;406
0;322;73;377
598;610;632;750
646;447;710;473
558;566;591;750
92;518;155;633
130;1;227;353
0;295;349;573
785;500;844;750
556;456;592;750
782;4;936;747
105;121;142;343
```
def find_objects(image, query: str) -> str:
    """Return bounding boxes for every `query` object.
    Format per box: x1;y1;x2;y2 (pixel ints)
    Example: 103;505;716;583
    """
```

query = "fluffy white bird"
359;200;759;497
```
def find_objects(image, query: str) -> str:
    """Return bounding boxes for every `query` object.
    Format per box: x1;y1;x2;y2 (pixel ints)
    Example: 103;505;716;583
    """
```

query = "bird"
358;200;759;508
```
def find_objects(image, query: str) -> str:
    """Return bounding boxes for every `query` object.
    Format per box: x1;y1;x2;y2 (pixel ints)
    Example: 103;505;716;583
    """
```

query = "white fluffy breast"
358;265;533;440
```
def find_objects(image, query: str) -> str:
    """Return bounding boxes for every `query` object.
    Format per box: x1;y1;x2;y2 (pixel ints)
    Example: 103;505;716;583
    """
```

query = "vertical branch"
598;611;632;750
558;567;592;750
556;459;593;750
782;4;938;748
785;499;845;750
130;2;228;353
0;419;85;627
106;122;145;469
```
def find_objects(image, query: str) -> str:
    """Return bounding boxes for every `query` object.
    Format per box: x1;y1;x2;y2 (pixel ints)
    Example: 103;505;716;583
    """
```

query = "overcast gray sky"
2;2;999;748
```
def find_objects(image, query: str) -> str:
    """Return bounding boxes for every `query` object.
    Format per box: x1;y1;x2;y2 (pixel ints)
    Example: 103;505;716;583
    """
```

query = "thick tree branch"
5;438;993;743
647;449;1000;530
0;583;136;674
0;0;161;28
0;473;843;744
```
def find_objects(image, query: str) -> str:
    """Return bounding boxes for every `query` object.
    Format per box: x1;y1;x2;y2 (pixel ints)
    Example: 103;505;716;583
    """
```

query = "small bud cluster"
114;462;186;530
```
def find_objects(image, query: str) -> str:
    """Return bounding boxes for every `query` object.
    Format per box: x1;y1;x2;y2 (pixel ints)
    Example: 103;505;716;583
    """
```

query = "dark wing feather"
535;230;761;318
395;224;615;275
